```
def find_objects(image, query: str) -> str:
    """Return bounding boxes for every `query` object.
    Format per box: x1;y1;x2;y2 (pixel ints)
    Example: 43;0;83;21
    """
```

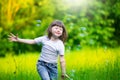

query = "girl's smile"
51;26;63;38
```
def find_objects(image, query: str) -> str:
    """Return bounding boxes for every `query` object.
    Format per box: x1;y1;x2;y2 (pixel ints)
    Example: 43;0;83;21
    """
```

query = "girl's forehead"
52;25;63;28
51;22;63;27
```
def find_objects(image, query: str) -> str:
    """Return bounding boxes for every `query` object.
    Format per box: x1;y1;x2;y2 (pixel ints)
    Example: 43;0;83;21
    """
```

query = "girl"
8;20;69;80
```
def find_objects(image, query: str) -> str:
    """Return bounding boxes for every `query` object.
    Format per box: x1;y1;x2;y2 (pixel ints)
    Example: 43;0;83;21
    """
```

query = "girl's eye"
54;26;63;31
59;28;63;31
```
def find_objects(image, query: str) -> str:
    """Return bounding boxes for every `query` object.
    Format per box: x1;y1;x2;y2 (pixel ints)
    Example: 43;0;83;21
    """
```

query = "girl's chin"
56;35;61;37
54;34;61;37
53;35;61;38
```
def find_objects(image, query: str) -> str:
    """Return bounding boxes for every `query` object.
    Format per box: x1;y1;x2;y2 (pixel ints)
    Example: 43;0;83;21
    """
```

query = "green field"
0;47;120;80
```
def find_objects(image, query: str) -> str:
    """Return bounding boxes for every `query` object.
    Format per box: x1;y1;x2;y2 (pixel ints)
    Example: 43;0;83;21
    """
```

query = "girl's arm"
59;55;70;79
8;33;36;44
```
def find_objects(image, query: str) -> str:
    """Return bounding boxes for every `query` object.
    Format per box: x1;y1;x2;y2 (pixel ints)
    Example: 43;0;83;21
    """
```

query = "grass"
0;47;120;80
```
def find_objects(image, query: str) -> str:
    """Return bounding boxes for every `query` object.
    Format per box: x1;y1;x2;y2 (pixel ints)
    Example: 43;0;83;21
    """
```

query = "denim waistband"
38;60;57;66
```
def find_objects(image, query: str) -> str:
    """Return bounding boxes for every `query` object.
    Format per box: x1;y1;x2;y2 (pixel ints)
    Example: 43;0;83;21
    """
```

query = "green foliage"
63;0;118;50
0;0;120;55
0;47;120;80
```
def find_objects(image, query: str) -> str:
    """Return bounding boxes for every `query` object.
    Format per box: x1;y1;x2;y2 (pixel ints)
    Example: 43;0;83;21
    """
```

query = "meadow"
0;47;120;80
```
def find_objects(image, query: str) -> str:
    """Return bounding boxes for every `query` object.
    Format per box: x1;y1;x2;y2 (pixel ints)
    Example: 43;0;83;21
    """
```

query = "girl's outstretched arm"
59;55;70;80
8;33;36;44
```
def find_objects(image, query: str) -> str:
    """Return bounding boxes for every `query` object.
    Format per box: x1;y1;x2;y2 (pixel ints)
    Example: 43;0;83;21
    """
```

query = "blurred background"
0;0;120;80
0;0;120;55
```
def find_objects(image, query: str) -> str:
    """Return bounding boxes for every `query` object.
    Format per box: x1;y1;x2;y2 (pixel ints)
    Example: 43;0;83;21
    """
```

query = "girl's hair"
47;20;67;43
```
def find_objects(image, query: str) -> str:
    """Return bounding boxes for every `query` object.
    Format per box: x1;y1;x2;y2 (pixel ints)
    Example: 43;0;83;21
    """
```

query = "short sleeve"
34;36;48;45
58;41;65;55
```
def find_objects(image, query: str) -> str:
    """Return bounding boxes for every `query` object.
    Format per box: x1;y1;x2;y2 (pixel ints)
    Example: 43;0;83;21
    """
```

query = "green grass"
0;47;120;80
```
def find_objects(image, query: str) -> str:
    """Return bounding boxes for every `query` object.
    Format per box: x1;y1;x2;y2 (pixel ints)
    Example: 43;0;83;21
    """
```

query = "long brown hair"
47;20;67;43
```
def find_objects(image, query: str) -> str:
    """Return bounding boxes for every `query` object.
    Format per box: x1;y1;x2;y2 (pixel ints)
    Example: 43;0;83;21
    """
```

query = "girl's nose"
57;29;60;32
58;30;60;32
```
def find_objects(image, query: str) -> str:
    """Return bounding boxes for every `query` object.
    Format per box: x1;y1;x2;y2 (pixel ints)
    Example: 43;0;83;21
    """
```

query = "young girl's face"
51;26;63;38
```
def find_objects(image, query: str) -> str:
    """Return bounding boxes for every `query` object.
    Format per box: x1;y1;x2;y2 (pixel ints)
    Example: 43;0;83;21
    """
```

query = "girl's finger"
8;38;13;41
16;33;18;37
8;35;13;38
61;74;71;80
66;75;70;79
10;33;16;37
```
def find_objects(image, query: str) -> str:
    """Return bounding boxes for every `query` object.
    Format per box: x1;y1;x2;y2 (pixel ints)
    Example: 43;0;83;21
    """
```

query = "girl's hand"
61;73;70;80
8;33;18;42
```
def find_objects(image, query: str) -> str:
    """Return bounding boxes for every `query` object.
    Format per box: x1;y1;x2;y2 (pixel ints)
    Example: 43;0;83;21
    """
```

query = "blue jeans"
37;60;58;80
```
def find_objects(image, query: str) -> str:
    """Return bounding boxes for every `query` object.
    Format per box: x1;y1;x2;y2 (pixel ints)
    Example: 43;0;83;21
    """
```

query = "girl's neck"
50;36;59;41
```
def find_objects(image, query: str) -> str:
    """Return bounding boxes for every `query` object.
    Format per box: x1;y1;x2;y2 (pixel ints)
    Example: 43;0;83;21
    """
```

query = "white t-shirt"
34;36;64;63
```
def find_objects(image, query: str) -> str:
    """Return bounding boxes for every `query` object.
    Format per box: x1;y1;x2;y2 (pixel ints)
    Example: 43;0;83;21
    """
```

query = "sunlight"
64;0;88;7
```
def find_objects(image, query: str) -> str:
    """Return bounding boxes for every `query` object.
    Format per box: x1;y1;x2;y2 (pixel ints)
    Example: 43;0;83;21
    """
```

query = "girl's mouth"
55;32;61;35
